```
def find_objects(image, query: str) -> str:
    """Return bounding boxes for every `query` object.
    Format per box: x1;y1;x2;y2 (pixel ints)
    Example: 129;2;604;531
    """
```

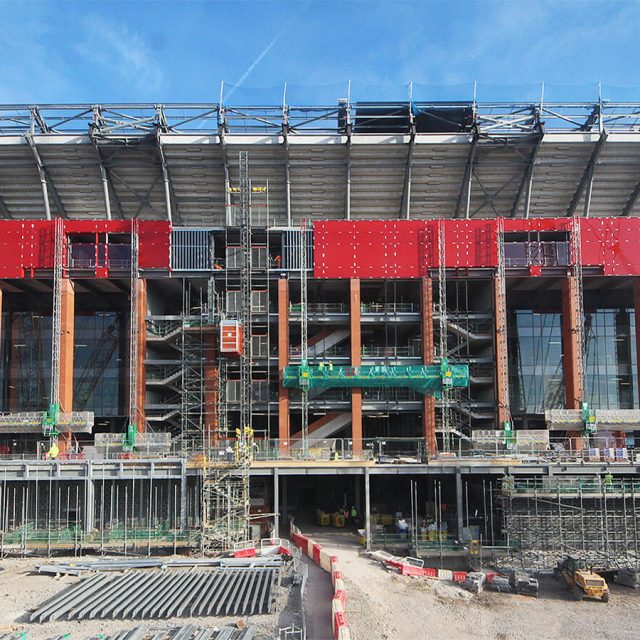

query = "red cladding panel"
314;221;425;278
0;220;170;276
314;217;640;278
314;220;497;278
580;218;640;275
444;220;497;268
138;221;171;269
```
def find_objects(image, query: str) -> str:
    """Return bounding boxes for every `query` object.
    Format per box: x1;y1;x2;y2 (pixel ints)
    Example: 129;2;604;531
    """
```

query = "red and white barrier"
291;525;352;640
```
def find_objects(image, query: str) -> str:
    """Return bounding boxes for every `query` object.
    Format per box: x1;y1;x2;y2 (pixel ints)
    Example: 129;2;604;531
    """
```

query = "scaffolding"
128;218;140;433
495;217;511;429
201;152;253;554
180;287;208;456
299;220;309;457
500;476;640;571
438;220;453;451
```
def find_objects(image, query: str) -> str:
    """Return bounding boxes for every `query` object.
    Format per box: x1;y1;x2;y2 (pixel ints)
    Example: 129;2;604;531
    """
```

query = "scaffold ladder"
127;219;140;443
496;217;511;428
300;219;309;457
438;220;452;451
45;216;64;437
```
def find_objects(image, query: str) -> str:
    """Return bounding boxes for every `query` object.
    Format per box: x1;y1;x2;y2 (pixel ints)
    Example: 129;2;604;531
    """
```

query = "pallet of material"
615;568;640;589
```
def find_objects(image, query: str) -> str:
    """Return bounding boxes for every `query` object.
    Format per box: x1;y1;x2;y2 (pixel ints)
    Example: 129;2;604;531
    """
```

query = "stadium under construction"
0;98;639;572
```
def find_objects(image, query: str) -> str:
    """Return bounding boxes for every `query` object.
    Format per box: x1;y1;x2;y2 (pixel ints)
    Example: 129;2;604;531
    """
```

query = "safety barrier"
291;525;352;640
370;549;468;584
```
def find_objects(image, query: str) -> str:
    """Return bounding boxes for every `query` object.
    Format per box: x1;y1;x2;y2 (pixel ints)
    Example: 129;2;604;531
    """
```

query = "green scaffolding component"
42;403;60;437
581;401;597;434
122;423;137;452
282;359;469;396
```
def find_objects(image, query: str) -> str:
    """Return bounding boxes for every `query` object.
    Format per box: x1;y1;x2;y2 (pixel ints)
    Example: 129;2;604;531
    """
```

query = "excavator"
555;556;610;602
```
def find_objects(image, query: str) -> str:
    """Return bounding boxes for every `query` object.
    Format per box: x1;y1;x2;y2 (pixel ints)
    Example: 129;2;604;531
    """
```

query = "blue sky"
1;0;639;104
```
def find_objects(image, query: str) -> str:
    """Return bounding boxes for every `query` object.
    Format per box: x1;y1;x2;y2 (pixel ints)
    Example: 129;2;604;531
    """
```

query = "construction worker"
604;471;613;489
350;505;358;526
48;442;59;460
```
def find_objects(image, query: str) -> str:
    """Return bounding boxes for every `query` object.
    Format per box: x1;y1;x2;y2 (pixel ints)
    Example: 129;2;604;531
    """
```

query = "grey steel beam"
454;130;479;218
622;176;640;216
25;133;66;219
0;192;11;218
567;131;608;217
156;132;182;224
89;135;123;220
283;125;292;226
274;467;279;538
510;127;544;218
345;129;353;220
365;467;371;551
400;124;416;219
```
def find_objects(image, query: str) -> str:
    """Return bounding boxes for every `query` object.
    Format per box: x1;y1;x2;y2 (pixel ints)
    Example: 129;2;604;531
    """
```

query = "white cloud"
76;15;164;93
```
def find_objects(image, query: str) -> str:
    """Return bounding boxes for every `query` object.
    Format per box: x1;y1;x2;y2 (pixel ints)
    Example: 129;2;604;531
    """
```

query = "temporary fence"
290;524;352;640
369;549;469;584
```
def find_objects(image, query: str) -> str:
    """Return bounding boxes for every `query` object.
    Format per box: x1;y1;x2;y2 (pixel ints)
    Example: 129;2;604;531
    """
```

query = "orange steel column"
562;276;583;450
203;330;218;444
421;277;437;456
278;277;290;453
59;279;75;413
562;276;582;410
493;274;510;426
135;279;147;432
350;278;363;456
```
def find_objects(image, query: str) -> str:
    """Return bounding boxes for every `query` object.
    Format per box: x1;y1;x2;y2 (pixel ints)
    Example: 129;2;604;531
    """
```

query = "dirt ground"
0;555;288;640
308;528;640;640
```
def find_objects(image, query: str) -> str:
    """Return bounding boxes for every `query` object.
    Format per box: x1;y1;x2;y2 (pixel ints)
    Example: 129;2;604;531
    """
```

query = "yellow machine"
556;556;610;602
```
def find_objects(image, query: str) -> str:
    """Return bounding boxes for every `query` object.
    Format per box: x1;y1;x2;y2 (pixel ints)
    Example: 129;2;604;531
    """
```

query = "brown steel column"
350;278;363;456
421;277;437;456
203;330;218;445
135;279;147;432
278;277;290;454
562;276;582;410
59;279;75;413
562;276;583;450
494;274;510;426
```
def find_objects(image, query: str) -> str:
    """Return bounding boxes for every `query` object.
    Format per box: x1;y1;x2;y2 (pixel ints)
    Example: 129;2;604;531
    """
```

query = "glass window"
508;310;565;414
584;309;638;410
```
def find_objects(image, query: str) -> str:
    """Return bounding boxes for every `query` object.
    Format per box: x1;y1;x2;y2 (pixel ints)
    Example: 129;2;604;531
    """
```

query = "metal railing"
361;302;418;313
361;345;421;358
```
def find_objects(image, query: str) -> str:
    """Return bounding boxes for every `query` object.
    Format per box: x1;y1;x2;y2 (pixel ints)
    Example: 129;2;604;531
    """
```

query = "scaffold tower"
201;151;253;554
299;219;309;457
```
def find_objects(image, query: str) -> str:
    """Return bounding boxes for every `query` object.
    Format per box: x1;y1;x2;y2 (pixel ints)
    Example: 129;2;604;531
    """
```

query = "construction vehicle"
555;556;610;602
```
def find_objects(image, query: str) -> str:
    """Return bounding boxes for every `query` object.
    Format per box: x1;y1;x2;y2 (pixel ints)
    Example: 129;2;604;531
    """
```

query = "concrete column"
282;475;288;534
350;278;363;456
421;277;437;455
278;277;290;454
455;470;464;541
84;461;94;532
59;279;75;413
274;468;280;538
365;467;371;551
494;274;510;426
134;279;147;432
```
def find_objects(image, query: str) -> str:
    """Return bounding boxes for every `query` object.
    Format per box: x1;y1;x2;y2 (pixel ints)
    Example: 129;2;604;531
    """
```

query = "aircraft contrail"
225;27;288;100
